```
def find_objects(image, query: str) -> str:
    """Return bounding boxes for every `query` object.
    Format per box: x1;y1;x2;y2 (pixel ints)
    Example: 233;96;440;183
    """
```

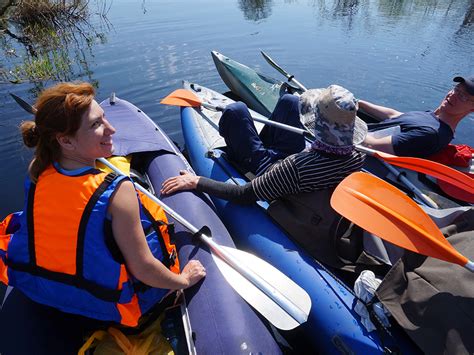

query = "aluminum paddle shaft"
98;157;310;329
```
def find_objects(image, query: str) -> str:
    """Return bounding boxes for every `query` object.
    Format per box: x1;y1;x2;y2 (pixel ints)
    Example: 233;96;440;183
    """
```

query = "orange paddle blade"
438;173;474;203
373;151;474;195
160;89;202;107
331;172;469;267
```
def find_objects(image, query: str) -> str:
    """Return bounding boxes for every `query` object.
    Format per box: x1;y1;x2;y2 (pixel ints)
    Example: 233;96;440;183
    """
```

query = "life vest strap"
6;260;122;302
141;208;176;269
77;173;118;278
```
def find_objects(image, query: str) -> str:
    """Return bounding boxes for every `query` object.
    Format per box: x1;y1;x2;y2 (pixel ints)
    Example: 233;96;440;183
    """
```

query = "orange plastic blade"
438;175;474;204
160;89;202;107
331;172;468;267
374;151;474;196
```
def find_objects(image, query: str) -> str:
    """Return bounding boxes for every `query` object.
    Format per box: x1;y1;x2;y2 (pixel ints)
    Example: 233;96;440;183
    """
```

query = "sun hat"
453;76;474;95
299;85;367;155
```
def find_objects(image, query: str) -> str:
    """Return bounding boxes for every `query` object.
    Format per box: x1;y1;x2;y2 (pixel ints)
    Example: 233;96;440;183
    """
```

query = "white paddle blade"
1;286;14;310
212;245;311;330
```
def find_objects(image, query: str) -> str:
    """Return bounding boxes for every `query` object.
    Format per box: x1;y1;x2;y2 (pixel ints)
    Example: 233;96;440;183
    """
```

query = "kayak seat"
214;148;391;274
267;188;389;275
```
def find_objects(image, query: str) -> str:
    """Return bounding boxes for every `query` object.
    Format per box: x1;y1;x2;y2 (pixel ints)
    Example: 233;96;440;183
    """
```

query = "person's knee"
224;101;248;116
219;102;252;136
279;94;299;109
272;94;299;120
220;102;251;126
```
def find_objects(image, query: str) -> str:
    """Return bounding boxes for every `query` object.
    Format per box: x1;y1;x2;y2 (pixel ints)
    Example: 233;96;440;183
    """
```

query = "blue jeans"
218;94;305;176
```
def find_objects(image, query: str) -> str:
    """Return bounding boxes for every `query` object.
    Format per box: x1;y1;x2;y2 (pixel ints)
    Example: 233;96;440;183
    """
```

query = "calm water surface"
1;0;473;218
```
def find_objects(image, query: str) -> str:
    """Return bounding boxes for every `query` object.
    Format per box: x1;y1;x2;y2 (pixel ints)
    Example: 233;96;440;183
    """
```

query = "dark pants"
218;94;305;176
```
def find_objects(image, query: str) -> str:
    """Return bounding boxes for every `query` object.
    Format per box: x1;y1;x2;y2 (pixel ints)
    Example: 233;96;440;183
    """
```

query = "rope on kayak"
206;150;243;186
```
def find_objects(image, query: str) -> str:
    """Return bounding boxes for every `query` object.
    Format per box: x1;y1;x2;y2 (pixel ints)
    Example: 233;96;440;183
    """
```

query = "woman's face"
68;99;116;160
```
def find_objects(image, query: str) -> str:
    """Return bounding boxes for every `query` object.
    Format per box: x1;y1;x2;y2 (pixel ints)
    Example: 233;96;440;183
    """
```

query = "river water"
1;0;473;218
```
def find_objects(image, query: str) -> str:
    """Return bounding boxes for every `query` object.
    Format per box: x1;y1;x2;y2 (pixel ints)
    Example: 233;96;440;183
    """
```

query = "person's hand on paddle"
180;260;206;288
161;170;200;195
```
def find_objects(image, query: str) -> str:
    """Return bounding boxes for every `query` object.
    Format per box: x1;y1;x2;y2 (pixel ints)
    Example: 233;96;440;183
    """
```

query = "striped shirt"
251;149;365;201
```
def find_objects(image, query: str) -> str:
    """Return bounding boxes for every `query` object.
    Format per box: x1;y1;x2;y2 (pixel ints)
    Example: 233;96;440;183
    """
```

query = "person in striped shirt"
161;85;367;203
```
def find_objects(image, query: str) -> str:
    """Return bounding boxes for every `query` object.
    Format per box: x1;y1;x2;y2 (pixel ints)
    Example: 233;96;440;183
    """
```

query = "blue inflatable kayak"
0;96;281;354
180;81;422;354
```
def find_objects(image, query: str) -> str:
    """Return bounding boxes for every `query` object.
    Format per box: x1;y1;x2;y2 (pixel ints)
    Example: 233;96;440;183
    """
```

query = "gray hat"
453;76;474;95
299;85;367;155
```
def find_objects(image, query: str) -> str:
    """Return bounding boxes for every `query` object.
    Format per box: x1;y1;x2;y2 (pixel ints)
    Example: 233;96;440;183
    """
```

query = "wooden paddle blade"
374;151;474;196
212;245;311;330
331;172;469;267
160;89;202;107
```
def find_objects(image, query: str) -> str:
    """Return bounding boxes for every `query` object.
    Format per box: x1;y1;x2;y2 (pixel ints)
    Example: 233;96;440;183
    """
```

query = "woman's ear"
56;134;75;151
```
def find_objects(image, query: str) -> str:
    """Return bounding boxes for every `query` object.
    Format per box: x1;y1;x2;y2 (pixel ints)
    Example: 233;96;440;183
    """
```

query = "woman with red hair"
1;82;205;326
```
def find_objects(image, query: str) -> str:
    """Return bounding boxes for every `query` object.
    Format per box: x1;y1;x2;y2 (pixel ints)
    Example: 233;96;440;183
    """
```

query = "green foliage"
12;0;89;26
0;0;111;88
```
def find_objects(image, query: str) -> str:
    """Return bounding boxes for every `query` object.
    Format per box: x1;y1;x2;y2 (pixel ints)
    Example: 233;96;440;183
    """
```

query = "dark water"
1;0;473;218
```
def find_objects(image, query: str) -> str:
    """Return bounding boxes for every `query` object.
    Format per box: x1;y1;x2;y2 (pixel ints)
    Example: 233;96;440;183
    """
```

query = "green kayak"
211;50;379;123
211;50;302;117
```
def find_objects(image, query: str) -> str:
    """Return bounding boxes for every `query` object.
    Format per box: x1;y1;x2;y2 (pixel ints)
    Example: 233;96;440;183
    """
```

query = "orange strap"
0;213;14;284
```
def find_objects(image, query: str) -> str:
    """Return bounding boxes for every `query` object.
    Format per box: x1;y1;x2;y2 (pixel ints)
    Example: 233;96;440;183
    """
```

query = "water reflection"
462;2;474;26
0;0;111;93
238;0;273;21
333;0;360;17
236;0;474;34
376;0;459;17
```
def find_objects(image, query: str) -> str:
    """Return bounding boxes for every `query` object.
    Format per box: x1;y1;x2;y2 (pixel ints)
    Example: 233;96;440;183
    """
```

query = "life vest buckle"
169;247;177;267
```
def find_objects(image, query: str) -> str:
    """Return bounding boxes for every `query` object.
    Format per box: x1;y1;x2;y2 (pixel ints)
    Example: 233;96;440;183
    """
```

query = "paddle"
161;90;474;203
331;171;474;272
10;93;36;114
99;158;311;330
10;92;312;330
260;51;307;92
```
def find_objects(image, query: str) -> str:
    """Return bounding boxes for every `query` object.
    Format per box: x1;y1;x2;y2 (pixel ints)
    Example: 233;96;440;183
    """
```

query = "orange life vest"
0;164;179;326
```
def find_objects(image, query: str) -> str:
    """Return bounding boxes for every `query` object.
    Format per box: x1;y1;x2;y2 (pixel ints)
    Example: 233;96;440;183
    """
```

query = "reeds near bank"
2;0;110;87
12;0;89;26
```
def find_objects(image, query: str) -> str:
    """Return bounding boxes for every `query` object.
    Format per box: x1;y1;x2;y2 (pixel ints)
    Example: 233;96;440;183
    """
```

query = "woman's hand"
161;170;200;195
181;260;206;288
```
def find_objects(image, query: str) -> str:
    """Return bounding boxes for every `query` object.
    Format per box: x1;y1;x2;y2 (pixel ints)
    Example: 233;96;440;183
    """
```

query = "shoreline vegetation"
0;0;111;90
0;0;472;90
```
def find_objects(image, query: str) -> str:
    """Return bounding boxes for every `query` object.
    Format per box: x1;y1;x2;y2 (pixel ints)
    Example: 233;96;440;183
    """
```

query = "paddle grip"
192;225;212;244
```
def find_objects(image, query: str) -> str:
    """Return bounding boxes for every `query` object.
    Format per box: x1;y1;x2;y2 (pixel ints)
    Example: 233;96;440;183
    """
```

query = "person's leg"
259;94;305;155
219;102;278;175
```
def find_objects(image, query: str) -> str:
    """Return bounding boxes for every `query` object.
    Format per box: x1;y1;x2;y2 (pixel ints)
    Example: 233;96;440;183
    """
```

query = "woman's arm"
109;180;205;289
161;171;258;204
358;99;402;121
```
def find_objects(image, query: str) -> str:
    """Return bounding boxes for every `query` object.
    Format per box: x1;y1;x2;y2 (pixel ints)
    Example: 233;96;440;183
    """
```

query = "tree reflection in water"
237;0;474;33
462;2;474;26
0;0;112;93
238;0;273;22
